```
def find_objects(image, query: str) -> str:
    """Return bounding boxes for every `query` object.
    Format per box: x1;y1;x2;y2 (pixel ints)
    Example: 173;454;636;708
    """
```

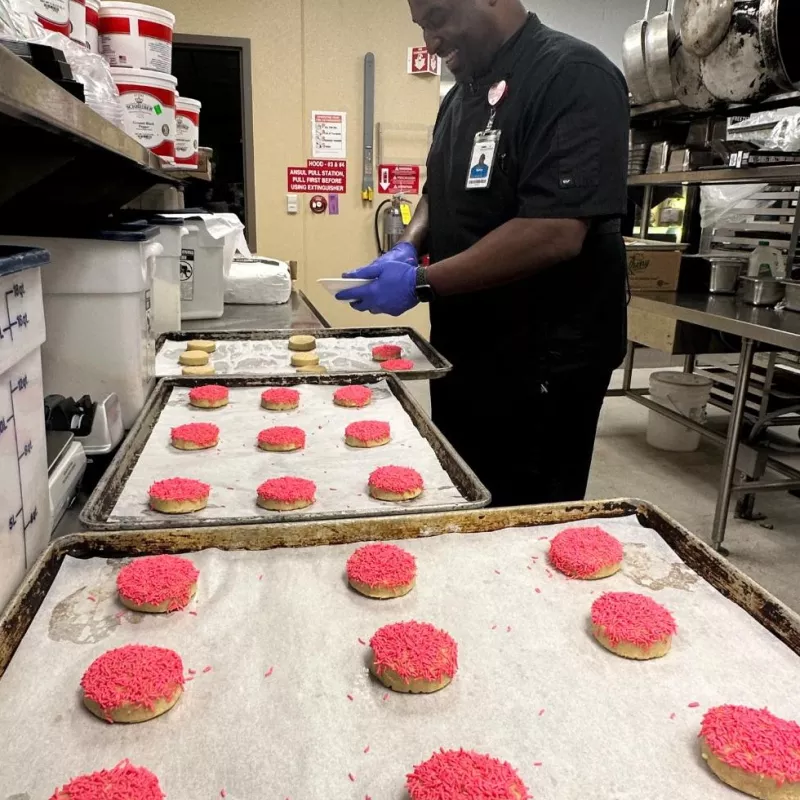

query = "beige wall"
160;0;438;332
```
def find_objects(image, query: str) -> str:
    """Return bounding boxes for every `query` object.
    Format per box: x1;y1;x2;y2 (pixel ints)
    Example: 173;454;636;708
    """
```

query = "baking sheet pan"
155;327;452;380
2;500;800;800
79;375;489;531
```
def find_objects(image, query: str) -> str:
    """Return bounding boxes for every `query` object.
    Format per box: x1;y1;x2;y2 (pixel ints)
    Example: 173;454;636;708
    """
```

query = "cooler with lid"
0;246;52;612
0;227;162;429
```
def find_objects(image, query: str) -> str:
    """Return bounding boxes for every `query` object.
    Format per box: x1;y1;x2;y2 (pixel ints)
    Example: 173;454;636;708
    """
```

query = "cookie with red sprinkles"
407;749;530;800
258;426;306;452
256;476;316;511
117;554;199;613
591;592;676;660
261;387;300;411
382;358;415;372
700;705;800;800
370;620;457;693
49;760;165;800
149;477;210;514
347;543;417;599
188;384;229;409
372;343;402;362
369;465;424;502
334;384;373;408
81;644;184;723
345;420;391;448
549;526;623;579
171;422;219;451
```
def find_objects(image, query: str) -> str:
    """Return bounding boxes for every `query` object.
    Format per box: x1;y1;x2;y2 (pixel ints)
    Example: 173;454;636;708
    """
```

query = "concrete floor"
589;376;800;613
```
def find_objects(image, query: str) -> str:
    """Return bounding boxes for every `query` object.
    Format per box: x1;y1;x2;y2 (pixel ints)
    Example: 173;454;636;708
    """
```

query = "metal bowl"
739;276;786;307
780;279;800;312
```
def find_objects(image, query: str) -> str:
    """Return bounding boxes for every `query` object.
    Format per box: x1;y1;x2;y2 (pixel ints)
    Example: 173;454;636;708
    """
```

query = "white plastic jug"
748;241;785;278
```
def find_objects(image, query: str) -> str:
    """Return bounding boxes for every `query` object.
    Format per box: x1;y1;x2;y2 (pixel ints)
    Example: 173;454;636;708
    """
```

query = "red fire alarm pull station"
310;195;328;214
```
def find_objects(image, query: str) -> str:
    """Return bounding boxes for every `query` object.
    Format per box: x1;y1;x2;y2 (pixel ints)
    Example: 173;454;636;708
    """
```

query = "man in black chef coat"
337;0;629;507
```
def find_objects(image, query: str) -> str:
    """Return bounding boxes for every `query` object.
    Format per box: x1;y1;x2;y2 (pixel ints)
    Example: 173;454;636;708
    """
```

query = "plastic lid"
0;246;50;277
650;371;713;389
98;1;176;24
108;66;178;87
177;96;202;111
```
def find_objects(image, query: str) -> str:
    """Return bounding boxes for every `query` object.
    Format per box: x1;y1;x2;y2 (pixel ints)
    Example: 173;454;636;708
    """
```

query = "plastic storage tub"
647;371;713;452
0;246;52;613
175;96;202;169
98;0;175;72
110;67;177;162
0;228;162;429
85;0;100;52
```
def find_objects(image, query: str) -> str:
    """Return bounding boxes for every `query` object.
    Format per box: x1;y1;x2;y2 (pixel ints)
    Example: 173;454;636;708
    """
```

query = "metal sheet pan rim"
78;373;489;531
155;326;453;381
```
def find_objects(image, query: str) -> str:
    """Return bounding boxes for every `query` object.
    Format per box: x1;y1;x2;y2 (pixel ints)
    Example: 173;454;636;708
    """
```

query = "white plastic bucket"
110;66;177;162
0;232;162;429
31;0;70;35
69;0;86;45
99;0;175;72
646;371;713;452
85;0;100;51
175;96;202;169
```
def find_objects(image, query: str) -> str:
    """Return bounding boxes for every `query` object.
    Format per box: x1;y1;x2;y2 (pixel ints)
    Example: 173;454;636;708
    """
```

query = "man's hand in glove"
336;243;419;316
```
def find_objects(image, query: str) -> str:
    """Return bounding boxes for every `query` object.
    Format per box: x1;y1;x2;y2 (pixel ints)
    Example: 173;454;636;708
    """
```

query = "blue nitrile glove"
336;243;420;316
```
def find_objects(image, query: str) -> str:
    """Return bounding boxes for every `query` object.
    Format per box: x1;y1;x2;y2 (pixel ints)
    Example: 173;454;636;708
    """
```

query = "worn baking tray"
155;326;452;380
5;499;800;678
79;374;489;532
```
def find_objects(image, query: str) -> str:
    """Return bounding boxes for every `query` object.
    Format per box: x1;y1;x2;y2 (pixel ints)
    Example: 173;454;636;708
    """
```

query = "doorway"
172;34;257;250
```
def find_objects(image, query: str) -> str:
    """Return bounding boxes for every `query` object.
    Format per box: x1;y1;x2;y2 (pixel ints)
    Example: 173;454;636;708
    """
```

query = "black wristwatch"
414;266;436;303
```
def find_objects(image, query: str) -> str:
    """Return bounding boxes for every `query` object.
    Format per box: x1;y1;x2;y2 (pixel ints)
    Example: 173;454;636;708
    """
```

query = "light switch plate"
287;194;299;214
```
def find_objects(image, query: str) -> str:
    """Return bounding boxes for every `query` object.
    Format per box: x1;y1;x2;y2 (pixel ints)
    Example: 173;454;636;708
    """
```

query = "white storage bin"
0;229;162;429
0;246;52;613
161;213;248;320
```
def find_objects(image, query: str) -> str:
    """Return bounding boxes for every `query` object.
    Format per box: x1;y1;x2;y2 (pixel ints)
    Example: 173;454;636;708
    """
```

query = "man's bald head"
408;0;528;80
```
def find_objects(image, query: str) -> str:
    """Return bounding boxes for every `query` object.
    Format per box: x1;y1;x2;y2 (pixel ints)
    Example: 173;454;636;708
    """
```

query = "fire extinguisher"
374;194;413;255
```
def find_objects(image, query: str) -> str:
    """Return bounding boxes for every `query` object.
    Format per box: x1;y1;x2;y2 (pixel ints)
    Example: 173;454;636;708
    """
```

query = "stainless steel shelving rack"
626;91;800;552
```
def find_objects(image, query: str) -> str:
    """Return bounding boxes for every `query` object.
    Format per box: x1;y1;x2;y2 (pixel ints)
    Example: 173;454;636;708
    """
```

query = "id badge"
466;129;500;190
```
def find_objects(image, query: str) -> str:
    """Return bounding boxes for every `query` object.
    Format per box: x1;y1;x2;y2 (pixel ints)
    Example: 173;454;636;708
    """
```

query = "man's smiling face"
408;0;499;80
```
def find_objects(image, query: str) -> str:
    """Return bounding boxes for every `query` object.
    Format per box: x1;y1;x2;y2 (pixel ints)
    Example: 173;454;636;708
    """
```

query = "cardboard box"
624;238;682;292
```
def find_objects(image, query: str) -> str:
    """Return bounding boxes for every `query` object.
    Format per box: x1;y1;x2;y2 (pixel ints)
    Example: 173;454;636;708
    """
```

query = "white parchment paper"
2;516;800;799
155;335;434;377
109;381;464;523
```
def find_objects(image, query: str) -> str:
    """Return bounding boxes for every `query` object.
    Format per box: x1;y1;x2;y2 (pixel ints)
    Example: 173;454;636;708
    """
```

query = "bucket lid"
116;212;185;227
0;246;50;277
98;1;176;25
109;66;178;87
650;371;712;389
177;96;201;111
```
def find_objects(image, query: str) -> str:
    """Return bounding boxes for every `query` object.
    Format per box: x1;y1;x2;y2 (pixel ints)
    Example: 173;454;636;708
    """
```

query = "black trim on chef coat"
424;13;630;377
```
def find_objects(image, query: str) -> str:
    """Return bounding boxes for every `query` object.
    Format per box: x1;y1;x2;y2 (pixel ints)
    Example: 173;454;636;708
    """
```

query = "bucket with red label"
85;0;100;51
31;0;70;35
111;66;177;162
175;97;202;169
99;1;175;73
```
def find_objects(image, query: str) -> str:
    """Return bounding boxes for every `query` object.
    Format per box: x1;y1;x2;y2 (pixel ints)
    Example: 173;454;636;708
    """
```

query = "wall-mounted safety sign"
378;164;420;195
288;159;347;194
408;46;440;75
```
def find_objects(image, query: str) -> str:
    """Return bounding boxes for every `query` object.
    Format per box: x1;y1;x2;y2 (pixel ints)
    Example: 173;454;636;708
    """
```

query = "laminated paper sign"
287;160;347;194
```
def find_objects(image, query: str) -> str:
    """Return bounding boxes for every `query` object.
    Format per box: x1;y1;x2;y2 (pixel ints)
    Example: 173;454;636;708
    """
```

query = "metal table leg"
712;338;756;553
623;341;635;392
683;354;696;374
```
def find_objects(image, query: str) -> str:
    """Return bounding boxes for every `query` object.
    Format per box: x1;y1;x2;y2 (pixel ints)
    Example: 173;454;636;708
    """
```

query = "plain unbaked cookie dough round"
186;339;216;353
291;351;320;368
182;364;216;377
288;334;316;352
179;350;209;367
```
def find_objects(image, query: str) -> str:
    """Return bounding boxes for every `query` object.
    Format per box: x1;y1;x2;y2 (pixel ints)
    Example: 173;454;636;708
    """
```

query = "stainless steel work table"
623;293;800;552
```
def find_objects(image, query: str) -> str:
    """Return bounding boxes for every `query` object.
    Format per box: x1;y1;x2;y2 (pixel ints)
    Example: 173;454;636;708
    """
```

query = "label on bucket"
32;0;69;33
176;114;199;161
180;248;195;301
101;16;172;72
117;88;175;158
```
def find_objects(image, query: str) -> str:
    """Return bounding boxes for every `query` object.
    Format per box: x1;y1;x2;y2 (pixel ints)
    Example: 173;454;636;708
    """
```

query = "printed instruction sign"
287;159;347;194
378;164;421;195
311;110;347;159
